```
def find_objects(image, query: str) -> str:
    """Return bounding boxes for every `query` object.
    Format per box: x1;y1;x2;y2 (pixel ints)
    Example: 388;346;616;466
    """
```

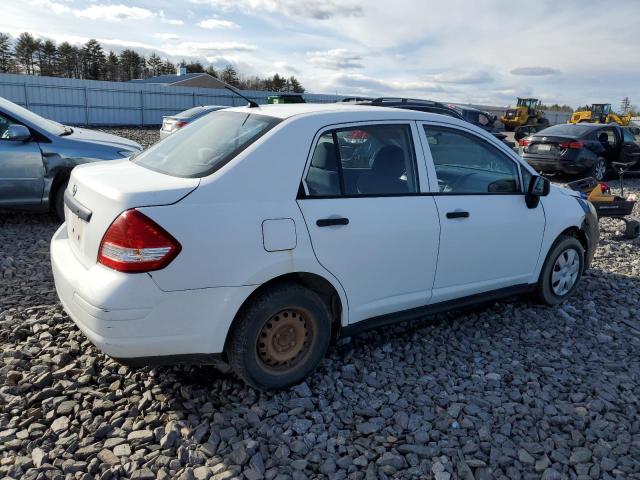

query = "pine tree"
14;32;39;75
0;33;14;73
147;52;162;77
119;49;144;80
288;76;305;93
38;39;58;76
82;39;106;80
105;51;119;81
57;42;82;78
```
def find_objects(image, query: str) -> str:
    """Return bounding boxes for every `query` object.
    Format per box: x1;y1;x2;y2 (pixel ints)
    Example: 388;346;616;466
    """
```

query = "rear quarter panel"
143;114;350;320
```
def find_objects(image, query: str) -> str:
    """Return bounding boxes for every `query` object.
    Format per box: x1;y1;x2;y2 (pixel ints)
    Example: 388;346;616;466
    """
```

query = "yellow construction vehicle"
500;98;549;131
568;104;631;125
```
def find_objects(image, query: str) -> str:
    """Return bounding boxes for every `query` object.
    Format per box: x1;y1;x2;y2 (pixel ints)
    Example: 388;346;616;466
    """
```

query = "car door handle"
446;211;470;219
316;217;349;227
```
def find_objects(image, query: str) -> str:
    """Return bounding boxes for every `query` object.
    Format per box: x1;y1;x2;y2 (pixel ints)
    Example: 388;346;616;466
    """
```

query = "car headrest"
372;145;405;177
598;132;609;143
311;142;338;171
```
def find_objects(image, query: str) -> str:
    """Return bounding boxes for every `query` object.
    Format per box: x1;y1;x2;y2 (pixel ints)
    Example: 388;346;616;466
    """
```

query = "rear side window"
305;124;418;196
134;111;281;178
424;126;520;194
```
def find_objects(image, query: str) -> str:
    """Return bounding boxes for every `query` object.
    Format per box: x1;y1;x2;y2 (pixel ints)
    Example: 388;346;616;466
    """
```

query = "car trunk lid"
523;135;579;155
65;159;199;268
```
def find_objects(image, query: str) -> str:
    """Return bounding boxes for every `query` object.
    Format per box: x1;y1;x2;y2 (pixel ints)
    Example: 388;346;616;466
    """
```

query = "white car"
51;104;598;390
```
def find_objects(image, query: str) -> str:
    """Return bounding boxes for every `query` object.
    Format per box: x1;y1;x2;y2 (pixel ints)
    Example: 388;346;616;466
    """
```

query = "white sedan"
51;103;598;390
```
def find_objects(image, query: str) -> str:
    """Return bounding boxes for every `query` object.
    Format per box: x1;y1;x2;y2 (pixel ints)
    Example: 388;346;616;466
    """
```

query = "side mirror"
4;124;31;142
525;175;550;208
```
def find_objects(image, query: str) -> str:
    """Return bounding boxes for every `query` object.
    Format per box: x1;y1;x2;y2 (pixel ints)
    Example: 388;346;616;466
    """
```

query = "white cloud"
29;0;70;15
307;49;363;70
428;71;494;85
190;0;361;19
74;4;154;21
163;41;257;57
155;33;180;42
159;10;184;25
510;66;561;76
273;61;300;75
325;73;445;97
198;18;239;29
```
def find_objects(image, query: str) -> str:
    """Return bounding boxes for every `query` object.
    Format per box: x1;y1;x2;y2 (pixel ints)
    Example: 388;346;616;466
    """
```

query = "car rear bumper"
50;223;254;360
523;155;590;175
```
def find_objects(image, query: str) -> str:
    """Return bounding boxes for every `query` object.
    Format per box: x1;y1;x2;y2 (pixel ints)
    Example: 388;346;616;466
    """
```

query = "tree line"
0;32;305;93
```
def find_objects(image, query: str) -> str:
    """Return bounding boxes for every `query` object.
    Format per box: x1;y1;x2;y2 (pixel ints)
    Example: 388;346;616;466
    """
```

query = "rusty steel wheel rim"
257;309;311;369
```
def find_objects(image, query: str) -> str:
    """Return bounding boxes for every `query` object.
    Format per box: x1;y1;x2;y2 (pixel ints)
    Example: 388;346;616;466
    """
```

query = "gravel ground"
1;128;640;479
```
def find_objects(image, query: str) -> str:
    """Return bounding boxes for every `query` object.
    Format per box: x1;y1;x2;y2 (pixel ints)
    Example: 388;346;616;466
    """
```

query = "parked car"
351;98;515;147
160;105;226;139
519;123;640;181
0;97;142;219
448;104;498;131
51;104;598;390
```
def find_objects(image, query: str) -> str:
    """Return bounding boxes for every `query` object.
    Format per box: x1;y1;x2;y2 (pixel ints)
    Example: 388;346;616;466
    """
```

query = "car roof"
224;102;466;122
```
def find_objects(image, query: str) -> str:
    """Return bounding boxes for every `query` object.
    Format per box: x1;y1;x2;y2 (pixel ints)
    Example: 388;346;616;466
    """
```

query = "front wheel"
53;180;68;221
536;236;584;305
226;283;332;391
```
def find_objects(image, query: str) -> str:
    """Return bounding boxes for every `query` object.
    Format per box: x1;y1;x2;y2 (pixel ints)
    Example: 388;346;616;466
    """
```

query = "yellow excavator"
500;98;549;131
568;104;631;125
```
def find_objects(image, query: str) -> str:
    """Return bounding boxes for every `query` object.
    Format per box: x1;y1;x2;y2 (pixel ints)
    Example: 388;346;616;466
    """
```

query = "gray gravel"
1;131;640;479
95;127;160;149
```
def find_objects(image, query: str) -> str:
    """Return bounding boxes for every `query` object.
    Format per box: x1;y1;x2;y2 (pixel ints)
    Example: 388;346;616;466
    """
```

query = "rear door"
621;128;640;168
0;112;44;206
419;123;545;303
297;122;440;324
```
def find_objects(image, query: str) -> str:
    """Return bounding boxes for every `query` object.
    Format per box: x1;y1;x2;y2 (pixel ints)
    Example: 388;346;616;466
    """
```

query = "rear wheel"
536;236;584;305
226;283;332;391
590;157;608;181
53;180;68;221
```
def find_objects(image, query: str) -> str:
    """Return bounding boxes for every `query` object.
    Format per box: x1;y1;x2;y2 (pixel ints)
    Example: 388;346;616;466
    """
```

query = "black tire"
53;180;68;221
504;125;514;132
536;236;584;305
589;157;608;182
226;283;332;391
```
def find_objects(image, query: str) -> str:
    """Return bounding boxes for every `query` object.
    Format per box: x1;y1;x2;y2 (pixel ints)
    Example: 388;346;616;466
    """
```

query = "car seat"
357;145;408;194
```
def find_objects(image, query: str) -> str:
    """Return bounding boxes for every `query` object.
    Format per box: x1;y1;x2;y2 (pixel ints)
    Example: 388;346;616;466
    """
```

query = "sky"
3;0;640;107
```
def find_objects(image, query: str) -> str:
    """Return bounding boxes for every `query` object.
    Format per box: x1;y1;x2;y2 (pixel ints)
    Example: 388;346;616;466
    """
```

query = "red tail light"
519;138;532;146
559;141;584;149
175;120;188;129
98;210;181;273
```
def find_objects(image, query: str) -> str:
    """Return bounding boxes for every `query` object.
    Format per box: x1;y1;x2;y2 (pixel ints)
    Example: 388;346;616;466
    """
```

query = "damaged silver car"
0;97;142;219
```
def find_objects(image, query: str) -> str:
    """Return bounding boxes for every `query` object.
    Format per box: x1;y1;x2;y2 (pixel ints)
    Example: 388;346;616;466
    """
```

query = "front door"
420;123;545;303
0;114;44;206
297;122;440;324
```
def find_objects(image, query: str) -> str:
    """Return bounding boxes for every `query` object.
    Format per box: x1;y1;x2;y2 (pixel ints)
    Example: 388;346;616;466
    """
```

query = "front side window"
424;125;520;194
134;111;281;178
623;129;637;143
305;124;418;196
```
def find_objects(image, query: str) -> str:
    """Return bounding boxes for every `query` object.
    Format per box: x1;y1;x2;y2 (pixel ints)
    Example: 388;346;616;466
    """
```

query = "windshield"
537;124;594;137
0;97;66;135
134;111;281;178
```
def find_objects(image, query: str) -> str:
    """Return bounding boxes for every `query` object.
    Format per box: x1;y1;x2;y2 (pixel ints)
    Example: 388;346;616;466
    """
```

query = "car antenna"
220;80;259;108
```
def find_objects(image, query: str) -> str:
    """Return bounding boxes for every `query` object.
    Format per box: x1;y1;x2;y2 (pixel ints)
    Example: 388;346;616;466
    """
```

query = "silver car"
160;105;226;139
0;97;142;219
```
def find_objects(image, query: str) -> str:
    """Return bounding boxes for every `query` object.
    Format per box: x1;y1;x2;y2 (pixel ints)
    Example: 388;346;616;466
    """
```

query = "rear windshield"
538;124;594;137
134;111;281;178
